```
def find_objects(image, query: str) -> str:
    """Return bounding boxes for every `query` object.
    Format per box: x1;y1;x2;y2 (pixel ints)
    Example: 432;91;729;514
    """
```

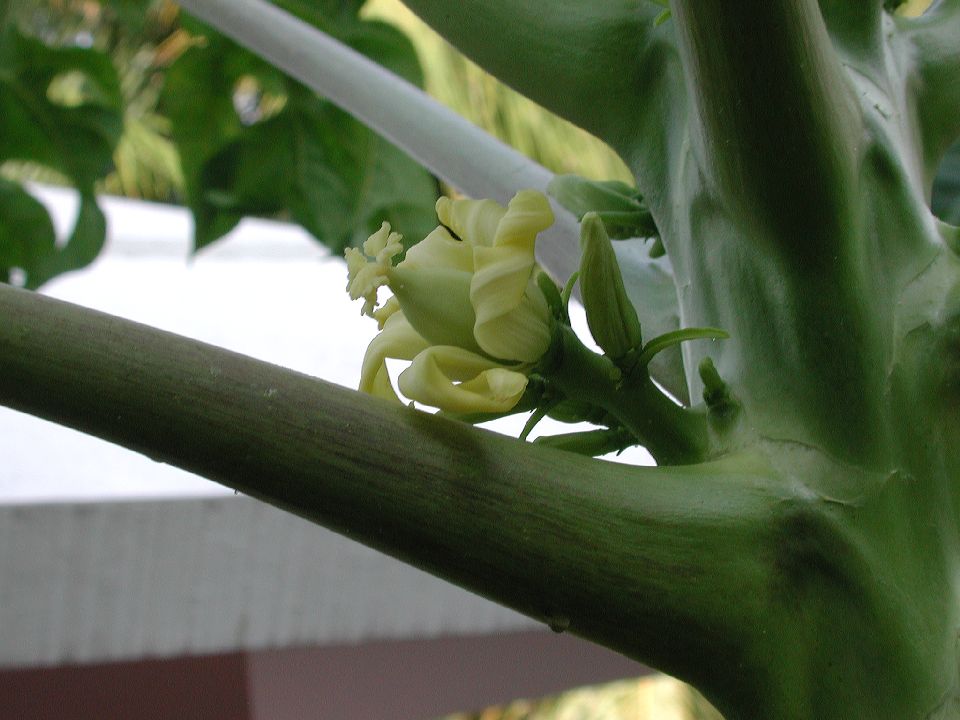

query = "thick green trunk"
662;3;960;716
388;0;960;716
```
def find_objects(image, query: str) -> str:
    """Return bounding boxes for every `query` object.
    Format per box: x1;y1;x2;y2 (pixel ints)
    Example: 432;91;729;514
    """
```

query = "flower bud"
578;212;643;360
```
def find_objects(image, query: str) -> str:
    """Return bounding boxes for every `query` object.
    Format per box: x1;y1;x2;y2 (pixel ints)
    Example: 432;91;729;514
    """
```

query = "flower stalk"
543;325;708;465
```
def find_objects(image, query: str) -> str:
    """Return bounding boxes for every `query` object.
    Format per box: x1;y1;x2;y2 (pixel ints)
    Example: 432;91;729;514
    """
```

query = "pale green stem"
668;0;863;263
543;325;708;464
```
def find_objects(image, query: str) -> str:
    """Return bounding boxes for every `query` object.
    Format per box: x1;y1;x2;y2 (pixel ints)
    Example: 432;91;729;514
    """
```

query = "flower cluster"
346;189;555;414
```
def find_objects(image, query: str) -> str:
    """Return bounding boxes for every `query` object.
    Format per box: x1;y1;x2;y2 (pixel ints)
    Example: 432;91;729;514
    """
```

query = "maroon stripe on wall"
0;631;646;720
247;630;646;720
0;653;251;720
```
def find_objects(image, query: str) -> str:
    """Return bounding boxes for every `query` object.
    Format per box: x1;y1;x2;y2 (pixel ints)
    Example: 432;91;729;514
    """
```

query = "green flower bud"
578;212;643;361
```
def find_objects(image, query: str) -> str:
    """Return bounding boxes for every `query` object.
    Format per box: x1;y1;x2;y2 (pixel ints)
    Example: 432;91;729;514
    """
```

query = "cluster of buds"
345;189;555;414
347;185;727;461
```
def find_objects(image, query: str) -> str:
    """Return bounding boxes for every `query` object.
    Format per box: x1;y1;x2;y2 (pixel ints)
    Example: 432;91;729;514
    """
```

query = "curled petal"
345;246;368;283
347;260;390;317
474;277;552;362
401;226;474;271
468;190;555;361
435;196;505;248
359;312;430;402
472;244;535;330
398;346;528;413
371;296;401;330
493;189;554;251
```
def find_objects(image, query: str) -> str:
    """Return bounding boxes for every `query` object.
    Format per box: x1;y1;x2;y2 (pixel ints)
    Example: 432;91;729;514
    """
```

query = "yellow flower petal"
492;189;554;251
397;345;528;413
474;277;552;362
390;265;482;353
347;261;390;317
435;196;505;248
471;244;534;327
350;190;556;411
469;190;554;362
400;226;474;272
359;312;430;402
371;295;400;330
363;221;404;263
457;367;530;408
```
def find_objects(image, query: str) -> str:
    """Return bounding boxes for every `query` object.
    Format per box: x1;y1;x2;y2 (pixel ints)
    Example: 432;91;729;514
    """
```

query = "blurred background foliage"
1;0;444;279
0;0;956;288
0;0;633;289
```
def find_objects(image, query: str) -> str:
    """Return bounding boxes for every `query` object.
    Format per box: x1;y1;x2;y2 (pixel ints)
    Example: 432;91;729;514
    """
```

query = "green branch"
3;286;953;718
176;0;580;281
0;283;823;717
902;0;960;177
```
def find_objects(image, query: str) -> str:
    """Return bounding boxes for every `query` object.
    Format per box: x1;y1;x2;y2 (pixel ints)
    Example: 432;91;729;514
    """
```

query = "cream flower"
345;189;556;414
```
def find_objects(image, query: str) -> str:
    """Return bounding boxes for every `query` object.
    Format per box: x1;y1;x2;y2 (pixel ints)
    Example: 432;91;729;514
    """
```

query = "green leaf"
0;183;108;289
0;27;122;186
0;26;121;285
547;174;657;239
0;179;56;285
932;140;960;226
162;9;438;254
29;193;107;290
